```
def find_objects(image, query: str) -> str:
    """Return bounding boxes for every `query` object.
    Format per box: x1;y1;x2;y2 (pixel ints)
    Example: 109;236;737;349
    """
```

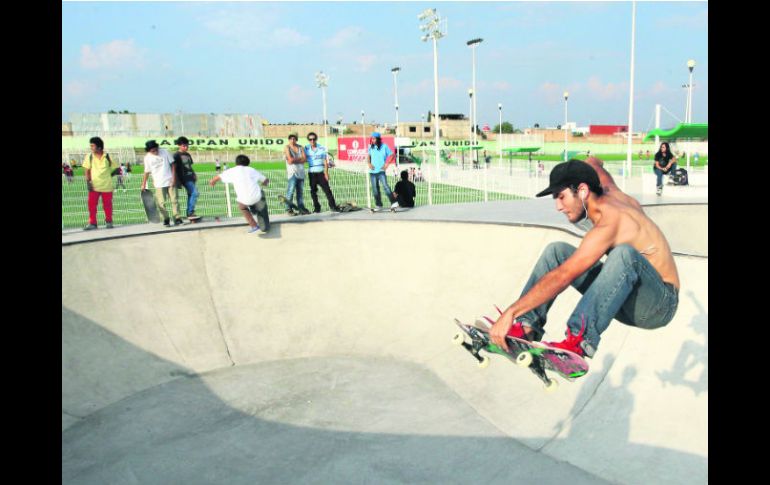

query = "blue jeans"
369;172;395;207
183;180;199;216
516;242;679;355
654;163;677;188
285;175;307;210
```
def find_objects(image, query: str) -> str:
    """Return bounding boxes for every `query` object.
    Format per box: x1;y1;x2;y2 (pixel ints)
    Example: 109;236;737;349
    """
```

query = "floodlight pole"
392;67;400;171
563;91;569;162
625;0;637;188
686;59;696;172
468;89;474;152
362;110;371;208
467;38;483;165
315;71;330;148
498;103;503;169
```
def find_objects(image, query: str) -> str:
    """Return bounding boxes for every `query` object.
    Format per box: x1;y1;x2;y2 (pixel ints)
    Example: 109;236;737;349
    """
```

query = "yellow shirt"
82;152;115;192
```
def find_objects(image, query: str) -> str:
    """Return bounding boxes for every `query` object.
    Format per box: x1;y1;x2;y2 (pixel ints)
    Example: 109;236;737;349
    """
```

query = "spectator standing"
82;136;119;230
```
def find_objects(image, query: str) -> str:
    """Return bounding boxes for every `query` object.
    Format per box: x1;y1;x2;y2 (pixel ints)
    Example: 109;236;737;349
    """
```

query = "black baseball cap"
145;140;159;151
536;160;601;197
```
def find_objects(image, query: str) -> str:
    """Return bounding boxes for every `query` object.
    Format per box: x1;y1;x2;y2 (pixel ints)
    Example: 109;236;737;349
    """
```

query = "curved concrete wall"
62;220;707;484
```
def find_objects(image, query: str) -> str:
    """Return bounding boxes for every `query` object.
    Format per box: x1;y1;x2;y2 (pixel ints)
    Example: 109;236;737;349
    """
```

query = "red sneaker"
544;320;588;357
482;306;537;341
507;320;529;339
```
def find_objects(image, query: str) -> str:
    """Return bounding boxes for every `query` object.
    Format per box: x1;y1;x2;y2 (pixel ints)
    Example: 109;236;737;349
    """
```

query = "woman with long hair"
653;142;677;196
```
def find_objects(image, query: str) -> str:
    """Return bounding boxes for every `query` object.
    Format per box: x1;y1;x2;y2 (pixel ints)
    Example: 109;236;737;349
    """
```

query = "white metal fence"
61;151;707;230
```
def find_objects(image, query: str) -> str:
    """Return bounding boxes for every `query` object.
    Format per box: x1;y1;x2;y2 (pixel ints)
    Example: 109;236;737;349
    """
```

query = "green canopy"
501;147;542;153
644;123;708;142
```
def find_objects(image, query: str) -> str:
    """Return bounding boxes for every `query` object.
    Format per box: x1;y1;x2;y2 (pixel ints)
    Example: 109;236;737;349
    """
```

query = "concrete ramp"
62;216;707;484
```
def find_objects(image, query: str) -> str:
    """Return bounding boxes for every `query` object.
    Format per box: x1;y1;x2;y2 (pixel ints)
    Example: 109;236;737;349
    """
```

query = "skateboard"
140;189;160;223
370;205;409;213
452;317;589;392
277;195;310;215
187;215;202;224
337;201;363;213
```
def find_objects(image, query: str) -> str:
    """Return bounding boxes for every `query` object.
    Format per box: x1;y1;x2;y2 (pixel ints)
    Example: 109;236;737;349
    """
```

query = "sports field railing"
60;157;706;230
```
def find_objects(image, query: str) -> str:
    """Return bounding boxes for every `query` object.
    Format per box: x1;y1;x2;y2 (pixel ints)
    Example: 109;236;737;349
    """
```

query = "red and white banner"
337;136;395;161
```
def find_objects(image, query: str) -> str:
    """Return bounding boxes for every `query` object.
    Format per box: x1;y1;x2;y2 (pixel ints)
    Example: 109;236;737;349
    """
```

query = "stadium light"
563;91;569;162
467;37;483;164
418;7;447;205
315;71;330;147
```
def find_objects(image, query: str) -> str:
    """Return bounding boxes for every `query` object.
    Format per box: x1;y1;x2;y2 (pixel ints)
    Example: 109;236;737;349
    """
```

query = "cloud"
478;81;512;93
656;8;708;30
271;28;310;47
62;80;94;100
585;76;627;101
354;55;376;73
286;85;314;105
439;77;462;91
80;39;145;70
324;27;363;48
537;81;563;104
202;9;308;50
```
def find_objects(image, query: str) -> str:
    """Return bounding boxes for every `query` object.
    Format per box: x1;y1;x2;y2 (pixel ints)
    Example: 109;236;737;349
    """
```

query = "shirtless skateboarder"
490;157;680;361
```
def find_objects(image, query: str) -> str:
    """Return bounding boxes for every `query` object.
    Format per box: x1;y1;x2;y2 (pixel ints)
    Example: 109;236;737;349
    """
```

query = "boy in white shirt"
141;140;182;226
209;154;270;234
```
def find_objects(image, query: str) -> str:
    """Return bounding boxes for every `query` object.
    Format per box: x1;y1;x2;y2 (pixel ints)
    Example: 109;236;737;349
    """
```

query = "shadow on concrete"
63;307;707;485
656;290;708;395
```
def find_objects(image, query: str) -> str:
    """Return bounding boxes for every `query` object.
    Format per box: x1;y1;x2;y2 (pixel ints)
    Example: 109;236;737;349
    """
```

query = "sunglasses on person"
308;137;317;142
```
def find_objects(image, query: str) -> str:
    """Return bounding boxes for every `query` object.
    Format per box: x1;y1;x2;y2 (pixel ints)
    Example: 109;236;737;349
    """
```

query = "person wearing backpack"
82;136;120;230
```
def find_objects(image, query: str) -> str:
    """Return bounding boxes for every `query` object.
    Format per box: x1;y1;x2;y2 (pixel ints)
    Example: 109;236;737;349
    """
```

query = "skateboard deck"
140;189;160;223
453;317;588;391
186;215;202;224
337;201;363;213
370;206;409;213
277;195;309;215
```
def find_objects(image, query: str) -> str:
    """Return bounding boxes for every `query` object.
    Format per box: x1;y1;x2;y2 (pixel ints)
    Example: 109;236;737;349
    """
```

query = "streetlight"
685;59;696;171
362;109;370;207
419;7;446;205
361;110;366;146
467;38;483;165
563;91;569;162
315;71;329;148
468;88;474;149
686;59;696;123
498;103;502;168
391;67;401;168
625;0;637;185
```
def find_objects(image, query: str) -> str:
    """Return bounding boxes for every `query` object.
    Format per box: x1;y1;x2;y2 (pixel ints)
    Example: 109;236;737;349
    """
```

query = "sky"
62;1;708;131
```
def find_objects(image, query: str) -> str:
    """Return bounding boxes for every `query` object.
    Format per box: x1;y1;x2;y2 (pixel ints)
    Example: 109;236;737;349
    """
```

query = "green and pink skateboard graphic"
453;312;589;392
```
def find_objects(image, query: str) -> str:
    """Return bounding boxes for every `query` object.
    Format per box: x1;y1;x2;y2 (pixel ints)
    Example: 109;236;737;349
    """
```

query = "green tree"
492;121;515;134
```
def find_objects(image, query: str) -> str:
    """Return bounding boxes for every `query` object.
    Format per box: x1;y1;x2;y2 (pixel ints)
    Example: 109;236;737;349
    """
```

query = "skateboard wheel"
452;333;464;346
544;378;559;393
477;356;490;369
516;352;533;368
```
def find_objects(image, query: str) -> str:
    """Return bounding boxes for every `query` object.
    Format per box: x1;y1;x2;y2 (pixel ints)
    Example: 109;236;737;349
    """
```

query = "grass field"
61;163;527;229
504;153;709;166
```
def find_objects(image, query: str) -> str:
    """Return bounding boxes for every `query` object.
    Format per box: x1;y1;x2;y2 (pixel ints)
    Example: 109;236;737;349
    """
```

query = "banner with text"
337;136;395;161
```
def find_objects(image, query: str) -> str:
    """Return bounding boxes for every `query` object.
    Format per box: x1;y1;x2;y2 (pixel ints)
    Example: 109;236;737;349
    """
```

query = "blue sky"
62;1;708;131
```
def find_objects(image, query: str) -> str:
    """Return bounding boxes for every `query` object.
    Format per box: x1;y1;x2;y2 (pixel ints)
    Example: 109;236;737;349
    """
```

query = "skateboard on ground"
452;317;589;392
277;195;309;216
370;204;409;213
186;215;202;224
140;189;160;223
337;201;363;213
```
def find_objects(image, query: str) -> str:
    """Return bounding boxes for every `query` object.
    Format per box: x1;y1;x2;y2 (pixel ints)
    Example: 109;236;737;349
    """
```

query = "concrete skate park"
62;197;708;485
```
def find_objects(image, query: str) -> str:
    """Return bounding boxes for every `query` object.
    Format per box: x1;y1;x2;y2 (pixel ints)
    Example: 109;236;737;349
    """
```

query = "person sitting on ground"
393;170;416;208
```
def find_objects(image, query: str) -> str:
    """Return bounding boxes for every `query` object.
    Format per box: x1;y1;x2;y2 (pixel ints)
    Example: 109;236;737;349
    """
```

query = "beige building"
397;116;473;140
